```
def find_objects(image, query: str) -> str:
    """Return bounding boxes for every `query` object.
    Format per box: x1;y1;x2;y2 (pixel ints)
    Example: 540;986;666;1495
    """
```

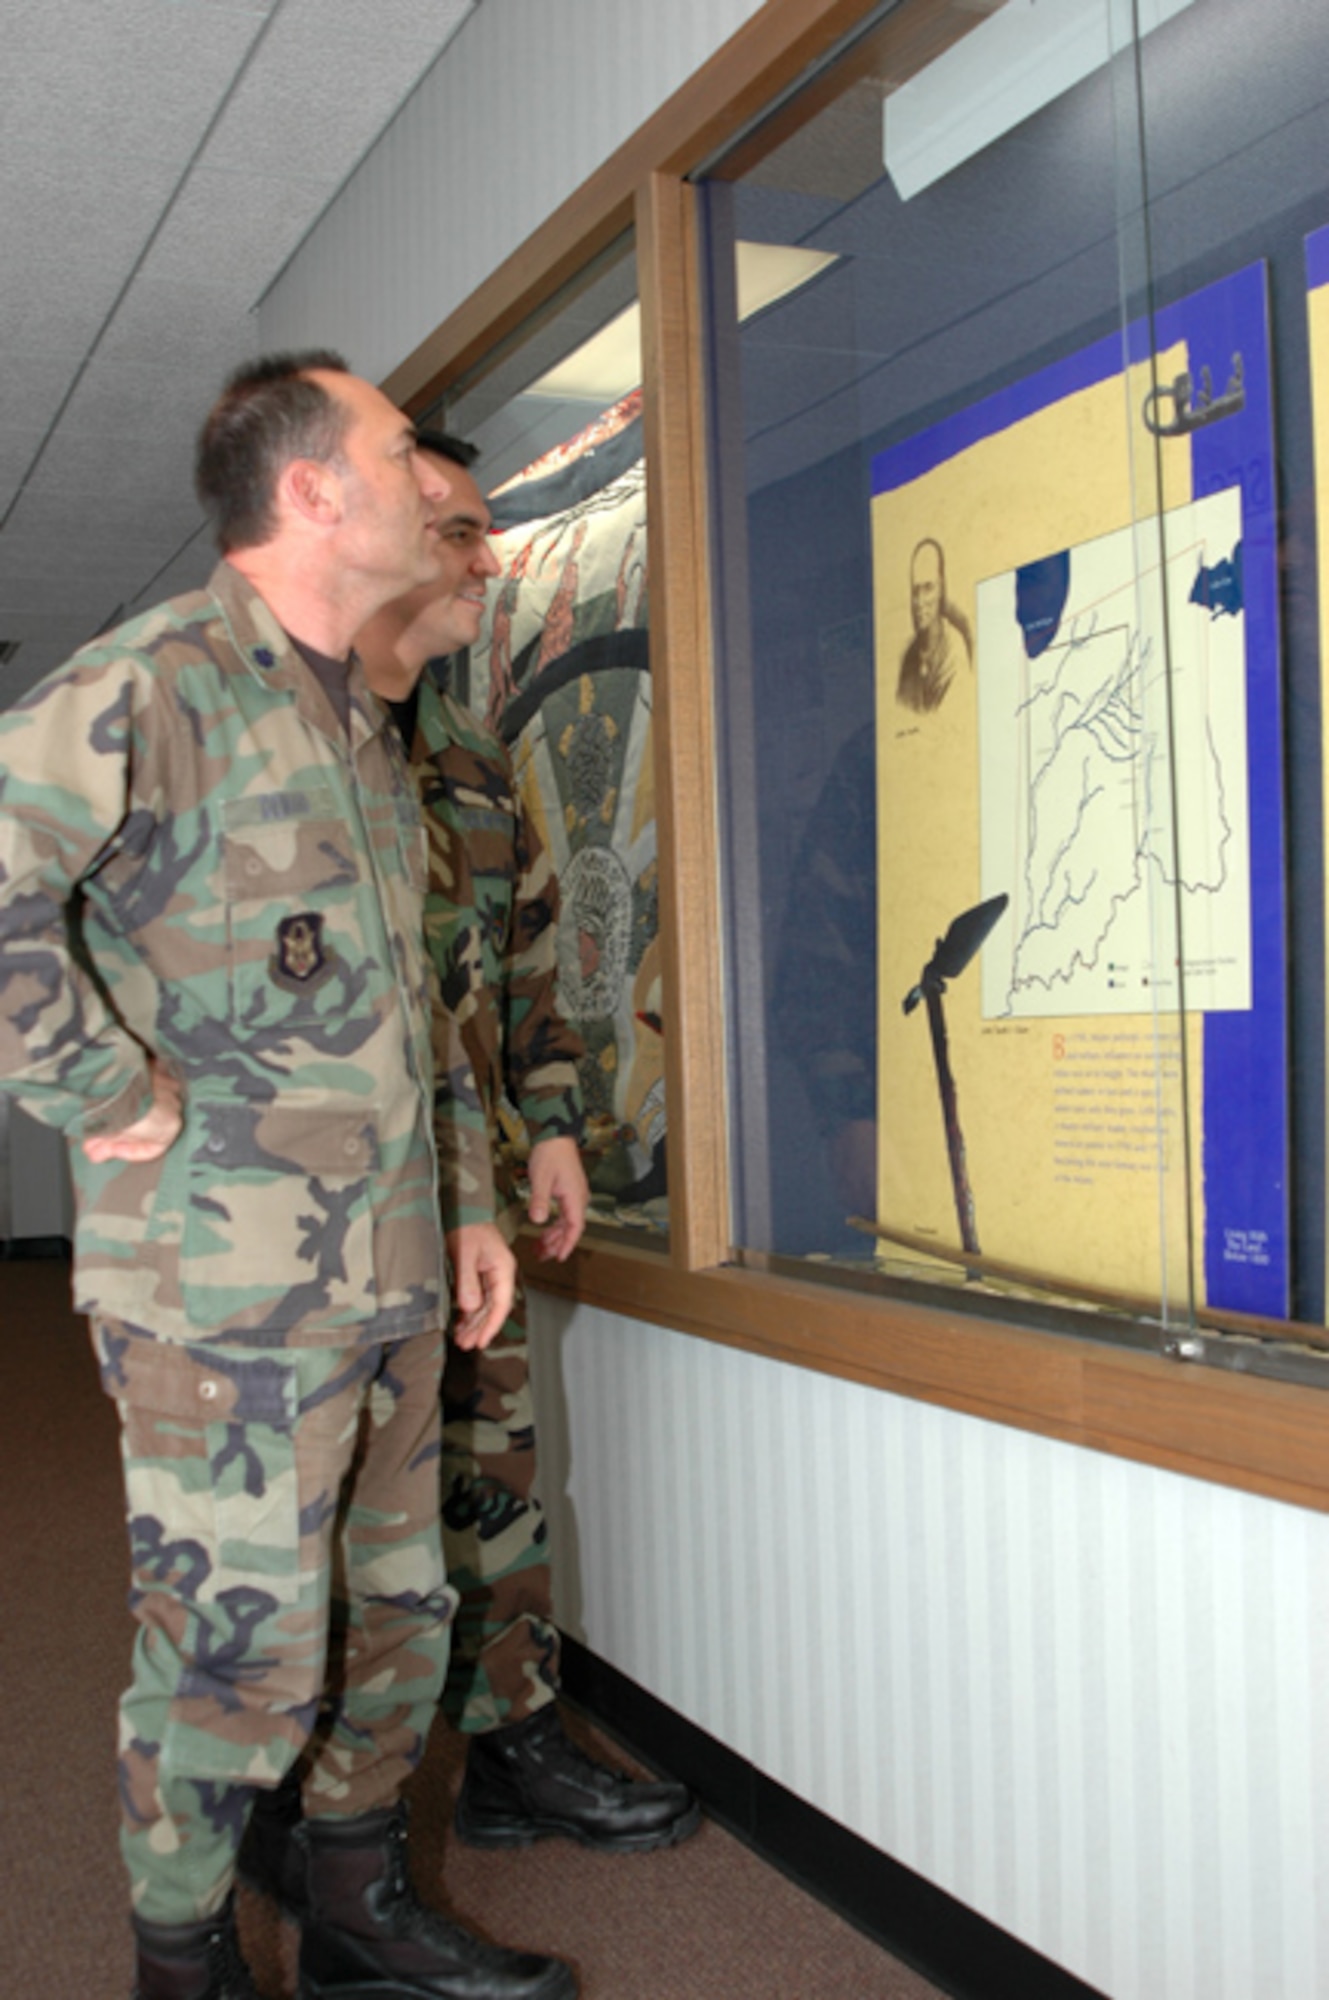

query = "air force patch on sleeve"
271;911;335;991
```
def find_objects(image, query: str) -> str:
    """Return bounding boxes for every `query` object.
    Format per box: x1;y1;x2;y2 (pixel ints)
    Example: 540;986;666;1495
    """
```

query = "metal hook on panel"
1142;352;1245;438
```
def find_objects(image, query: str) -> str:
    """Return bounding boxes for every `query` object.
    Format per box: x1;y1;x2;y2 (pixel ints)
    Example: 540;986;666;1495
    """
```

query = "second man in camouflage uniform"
361;431;699;1853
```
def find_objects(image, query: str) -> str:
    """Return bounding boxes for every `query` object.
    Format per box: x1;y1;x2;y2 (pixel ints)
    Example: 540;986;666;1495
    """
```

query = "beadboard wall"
527;1291;1329;2000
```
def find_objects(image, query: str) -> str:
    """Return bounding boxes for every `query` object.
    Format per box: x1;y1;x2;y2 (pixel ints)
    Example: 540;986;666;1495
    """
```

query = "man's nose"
414;453;453;507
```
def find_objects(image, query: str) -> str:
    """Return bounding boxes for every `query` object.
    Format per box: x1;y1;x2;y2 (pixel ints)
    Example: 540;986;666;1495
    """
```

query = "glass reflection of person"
774;721;877;1219
896;536;972;713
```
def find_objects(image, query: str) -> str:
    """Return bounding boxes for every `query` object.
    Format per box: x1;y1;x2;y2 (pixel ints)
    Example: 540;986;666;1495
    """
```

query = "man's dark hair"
195;349;352;553
413;428;479;471
910;535;946;587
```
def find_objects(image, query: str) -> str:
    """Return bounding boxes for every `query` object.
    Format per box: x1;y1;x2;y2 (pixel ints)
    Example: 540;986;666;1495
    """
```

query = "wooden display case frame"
384;0;1329;1514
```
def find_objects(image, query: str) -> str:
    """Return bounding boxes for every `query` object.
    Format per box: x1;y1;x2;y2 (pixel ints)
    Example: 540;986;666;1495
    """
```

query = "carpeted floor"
0;1256;947;1999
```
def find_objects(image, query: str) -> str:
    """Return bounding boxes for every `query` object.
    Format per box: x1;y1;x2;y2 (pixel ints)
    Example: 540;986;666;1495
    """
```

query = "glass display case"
418;237;670;1239
699;0;1329;1373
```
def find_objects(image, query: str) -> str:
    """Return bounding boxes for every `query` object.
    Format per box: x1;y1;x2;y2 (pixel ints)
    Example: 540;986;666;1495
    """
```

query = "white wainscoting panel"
526;1290;1329;2000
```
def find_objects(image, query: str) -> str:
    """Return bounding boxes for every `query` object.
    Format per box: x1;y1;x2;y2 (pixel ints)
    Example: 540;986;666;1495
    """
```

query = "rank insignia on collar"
271;910;334;991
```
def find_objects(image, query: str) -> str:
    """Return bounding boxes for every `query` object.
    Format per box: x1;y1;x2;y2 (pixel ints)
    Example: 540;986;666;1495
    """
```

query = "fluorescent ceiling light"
527;241;838;402
883;0;1195;202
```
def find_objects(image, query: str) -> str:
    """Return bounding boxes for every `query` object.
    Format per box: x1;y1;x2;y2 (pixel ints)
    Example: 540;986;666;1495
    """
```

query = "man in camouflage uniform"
359;433;699;1852
0;358;574;2000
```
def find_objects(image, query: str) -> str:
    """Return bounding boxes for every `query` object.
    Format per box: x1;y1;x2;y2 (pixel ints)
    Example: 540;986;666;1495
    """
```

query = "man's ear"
281;456;342;527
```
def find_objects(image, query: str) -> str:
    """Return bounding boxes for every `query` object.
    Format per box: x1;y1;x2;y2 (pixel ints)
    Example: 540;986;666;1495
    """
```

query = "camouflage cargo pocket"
95;1328;304;1606
177;1098;380;1333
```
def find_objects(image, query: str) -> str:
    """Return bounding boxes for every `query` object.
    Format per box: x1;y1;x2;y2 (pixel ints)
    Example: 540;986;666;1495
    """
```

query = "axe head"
902;893;1009;1013
933;892;1009;980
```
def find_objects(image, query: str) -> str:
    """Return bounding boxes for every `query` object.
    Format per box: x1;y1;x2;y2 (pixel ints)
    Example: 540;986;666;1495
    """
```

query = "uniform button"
199;1380;220;1401
343;1137;362;1158
245;856;263;877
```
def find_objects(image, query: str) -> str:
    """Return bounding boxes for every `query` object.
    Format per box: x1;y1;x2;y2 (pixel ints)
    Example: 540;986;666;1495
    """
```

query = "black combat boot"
455;1706;700;1853
299;1801;577;1999
131;1897;260;1999
236;1769;310;1919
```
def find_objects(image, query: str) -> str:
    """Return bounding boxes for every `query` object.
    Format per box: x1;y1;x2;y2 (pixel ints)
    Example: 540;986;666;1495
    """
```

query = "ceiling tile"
284;0;470;36
1;5;267;167
0;0;477;682
0;533;181;586
57;344;253;442
0;576;131;622
90;282;261;378
122;540;219;616
7;483;202;549
200;1;473;185
132;165;342;307
0;430;53;494
0;620;111;700
0;354;87;434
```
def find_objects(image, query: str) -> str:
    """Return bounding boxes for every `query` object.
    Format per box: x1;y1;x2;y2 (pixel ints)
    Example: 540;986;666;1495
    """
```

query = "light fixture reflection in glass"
527;242;839;403
883;0;1195;202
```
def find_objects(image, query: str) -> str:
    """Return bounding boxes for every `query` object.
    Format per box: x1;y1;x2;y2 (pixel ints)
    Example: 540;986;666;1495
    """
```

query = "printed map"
977;488;1250;1019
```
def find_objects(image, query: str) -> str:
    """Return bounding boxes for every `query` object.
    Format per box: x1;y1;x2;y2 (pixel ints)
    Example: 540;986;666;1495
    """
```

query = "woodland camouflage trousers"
440;1277;560;1733
92;1319;453;1923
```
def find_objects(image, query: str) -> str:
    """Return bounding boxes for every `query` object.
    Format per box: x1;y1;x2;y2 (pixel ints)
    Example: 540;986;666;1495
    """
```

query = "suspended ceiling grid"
0;0;475;701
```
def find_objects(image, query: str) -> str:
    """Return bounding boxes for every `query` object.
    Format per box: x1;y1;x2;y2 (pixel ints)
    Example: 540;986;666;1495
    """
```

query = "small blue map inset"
1015;550;1072;659
1189;540;1243;620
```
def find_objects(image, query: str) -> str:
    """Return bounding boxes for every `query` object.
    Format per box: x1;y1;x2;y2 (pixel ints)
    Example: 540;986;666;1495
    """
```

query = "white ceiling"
0;0;476;702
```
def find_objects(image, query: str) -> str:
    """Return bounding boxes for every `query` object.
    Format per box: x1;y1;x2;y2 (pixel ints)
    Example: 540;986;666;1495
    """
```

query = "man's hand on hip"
82;1061;184;1164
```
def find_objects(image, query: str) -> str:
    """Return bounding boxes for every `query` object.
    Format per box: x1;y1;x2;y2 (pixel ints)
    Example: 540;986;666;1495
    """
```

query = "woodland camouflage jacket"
412;669;584;1231
0;562;490;1346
